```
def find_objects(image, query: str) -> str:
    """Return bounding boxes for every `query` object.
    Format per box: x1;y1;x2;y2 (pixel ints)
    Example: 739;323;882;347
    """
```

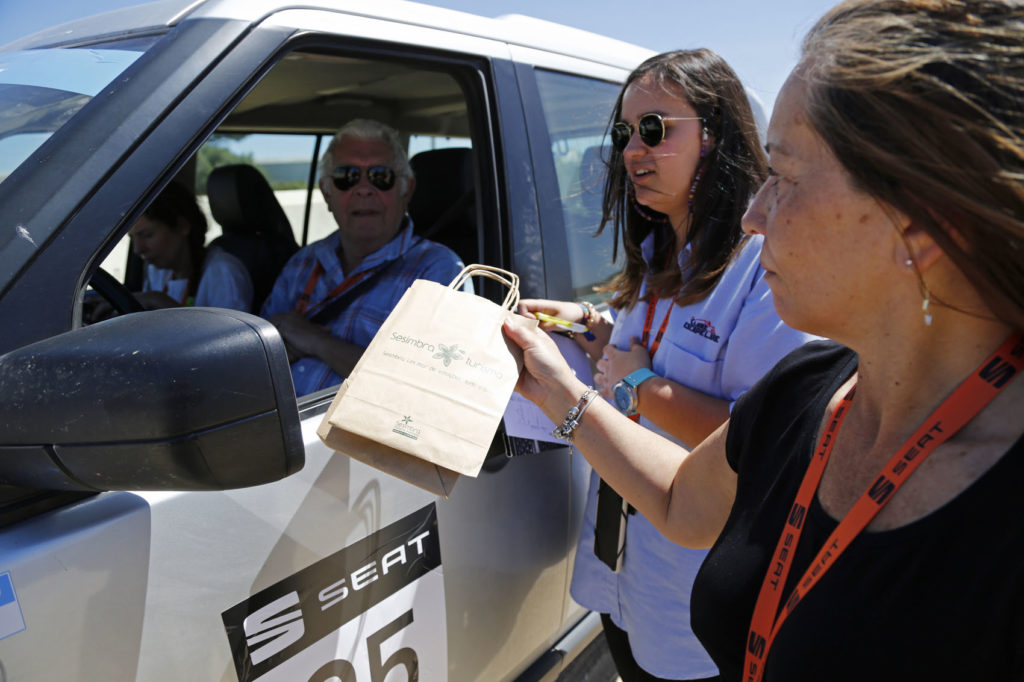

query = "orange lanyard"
641;293;673;357
295;261;372;316
744;332;1023;682
628;294;674;424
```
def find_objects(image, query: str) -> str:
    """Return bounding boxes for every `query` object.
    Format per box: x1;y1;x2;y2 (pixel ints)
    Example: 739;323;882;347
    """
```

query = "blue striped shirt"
261;222;464;395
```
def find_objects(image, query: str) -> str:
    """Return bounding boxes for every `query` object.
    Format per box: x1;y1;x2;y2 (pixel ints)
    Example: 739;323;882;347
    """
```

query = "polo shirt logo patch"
683;317;721;343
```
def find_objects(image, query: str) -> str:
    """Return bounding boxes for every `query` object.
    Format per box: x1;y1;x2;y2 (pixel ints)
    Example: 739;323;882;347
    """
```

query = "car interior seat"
407;148;478;267
206;164;299;312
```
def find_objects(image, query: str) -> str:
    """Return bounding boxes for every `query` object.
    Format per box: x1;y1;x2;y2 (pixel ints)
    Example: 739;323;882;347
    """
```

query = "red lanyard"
295;261;371;316
744;332;1023;682
641;292;673;357
629;294;674;424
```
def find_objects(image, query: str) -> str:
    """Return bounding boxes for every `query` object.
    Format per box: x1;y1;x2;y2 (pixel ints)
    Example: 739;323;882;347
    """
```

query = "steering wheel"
88;267;144;315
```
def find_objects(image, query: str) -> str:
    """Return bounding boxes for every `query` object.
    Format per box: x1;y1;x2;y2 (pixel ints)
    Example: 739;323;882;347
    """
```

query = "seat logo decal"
222;504;445;681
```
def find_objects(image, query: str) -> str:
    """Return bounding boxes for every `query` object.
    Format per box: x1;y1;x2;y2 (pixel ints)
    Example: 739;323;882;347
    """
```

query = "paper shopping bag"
317;265;535;497
318;378;462;497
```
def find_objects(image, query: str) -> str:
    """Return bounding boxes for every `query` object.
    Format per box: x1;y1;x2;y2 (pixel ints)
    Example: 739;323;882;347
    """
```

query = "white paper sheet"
503;332;595;443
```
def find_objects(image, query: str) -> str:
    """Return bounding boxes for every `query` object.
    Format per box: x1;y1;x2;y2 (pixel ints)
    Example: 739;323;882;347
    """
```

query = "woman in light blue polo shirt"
520;49;814;681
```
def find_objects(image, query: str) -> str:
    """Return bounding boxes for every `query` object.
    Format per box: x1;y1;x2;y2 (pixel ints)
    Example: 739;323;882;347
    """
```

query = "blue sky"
0;0;837;114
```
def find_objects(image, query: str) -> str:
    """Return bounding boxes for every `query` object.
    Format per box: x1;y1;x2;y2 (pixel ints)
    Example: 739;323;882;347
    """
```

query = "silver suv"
0;2;654;680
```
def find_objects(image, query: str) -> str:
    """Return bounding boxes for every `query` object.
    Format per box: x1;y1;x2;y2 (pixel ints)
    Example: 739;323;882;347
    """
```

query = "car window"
0;40;157;281
191;132;474;249
92;48;486;398
0;45;150;189
95;131;477;278
409;134;471;156
194;133;332;247
533;68;622;302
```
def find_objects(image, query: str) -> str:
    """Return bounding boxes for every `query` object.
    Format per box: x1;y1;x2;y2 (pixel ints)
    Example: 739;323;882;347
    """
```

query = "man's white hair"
317;118;413;195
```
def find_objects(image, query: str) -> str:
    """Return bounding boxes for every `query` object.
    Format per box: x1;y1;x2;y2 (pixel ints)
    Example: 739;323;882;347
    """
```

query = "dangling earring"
687;125;710;211
905;257;933;325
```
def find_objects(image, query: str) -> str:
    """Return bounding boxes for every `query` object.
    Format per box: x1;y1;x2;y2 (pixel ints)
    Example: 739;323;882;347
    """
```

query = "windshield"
0;44;149;186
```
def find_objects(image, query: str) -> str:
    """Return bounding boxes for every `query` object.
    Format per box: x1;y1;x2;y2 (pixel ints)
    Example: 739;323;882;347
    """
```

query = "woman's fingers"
517;298;583;323
504;314;577;405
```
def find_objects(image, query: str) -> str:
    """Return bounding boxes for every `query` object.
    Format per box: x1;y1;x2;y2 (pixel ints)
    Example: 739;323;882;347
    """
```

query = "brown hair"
144;181;208;300
598;49;768;310
801;0;1024;329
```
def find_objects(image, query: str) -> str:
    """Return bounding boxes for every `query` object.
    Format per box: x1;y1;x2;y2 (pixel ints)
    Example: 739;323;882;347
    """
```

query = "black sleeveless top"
691;341;1024;681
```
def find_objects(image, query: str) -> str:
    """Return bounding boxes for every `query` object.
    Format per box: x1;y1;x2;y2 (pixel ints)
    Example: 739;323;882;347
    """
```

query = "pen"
535;312;597;341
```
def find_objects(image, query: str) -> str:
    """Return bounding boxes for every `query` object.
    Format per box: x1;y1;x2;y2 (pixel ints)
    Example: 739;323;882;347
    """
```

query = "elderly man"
261;119;464;396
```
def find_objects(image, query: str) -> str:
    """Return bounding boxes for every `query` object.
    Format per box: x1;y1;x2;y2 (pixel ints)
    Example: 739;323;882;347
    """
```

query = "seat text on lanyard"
744;332;1024;682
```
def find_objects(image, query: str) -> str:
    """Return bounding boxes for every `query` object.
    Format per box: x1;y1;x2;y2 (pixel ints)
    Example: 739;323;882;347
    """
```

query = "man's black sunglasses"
330;165;397;191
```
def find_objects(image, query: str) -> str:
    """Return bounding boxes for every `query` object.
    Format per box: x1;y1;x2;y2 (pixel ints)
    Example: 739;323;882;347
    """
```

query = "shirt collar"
640;230;690;271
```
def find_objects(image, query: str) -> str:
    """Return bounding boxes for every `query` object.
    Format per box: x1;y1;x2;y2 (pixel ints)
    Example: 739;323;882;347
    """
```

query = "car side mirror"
0;308;303;491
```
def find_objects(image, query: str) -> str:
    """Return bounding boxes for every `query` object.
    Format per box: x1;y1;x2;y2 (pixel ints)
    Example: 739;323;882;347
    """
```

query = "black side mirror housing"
0;308;303;491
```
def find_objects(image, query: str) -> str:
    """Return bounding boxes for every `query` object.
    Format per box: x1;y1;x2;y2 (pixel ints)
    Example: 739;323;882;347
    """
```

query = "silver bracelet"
552;387;599;442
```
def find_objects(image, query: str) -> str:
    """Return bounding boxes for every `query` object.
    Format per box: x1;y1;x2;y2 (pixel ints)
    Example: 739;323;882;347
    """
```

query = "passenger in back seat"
261;118;464;396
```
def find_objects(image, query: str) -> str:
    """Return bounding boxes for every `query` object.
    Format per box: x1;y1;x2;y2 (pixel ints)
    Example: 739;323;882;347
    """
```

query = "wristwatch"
612;368;657;416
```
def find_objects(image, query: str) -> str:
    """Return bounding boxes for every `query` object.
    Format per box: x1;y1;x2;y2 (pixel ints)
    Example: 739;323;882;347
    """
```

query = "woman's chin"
636;195;683;221
637;199;671;219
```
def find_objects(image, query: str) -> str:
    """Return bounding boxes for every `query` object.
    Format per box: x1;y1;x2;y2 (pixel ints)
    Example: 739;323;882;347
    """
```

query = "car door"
0;7;598;682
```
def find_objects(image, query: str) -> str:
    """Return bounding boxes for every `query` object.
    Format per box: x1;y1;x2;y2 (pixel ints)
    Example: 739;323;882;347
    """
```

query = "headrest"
407;148;473;234
206;164;294;240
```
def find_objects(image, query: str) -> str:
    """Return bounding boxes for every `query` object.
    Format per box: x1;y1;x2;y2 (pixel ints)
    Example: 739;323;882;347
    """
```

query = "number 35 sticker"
222;504;446;681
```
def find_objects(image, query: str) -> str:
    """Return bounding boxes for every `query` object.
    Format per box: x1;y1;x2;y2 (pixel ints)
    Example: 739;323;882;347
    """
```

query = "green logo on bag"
389;331;503;380
393;415;420;440
433;343;465;367
390;332;436;352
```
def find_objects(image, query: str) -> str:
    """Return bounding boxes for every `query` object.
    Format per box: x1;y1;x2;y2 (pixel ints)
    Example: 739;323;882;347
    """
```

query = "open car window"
92;46;487;401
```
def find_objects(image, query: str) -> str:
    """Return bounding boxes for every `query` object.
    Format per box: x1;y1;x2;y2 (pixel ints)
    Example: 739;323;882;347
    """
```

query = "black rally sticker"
222;504;441;681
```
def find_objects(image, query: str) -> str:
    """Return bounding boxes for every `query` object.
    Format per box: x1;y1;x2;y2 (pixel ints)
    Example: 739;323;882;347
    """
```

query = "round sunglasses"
610;112;702;152
330;165;397;191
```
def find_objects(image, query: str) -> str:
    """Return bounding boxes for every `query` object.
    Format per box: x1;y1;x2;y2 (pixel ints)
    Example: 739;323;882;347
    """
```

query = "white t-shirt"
143;246;253;312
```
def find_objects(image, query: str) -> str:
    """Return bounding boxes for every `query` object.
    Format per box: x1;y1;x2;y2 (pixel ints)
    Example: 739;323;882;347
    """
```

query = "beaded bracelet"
552;387;599;443
578;300;600;326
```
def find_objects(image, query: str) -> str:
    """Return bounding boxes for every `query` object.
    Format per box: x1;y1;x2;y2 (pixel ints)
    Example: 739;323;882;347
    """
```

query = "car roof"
3;0;653;72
